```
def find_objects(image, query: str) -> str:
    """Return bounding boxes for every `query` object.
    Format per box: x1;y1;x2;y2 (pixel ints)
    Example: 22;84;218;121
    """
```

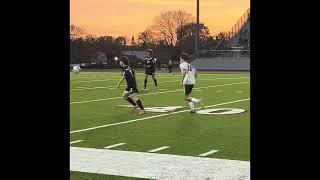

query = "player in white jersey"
179;53;203;113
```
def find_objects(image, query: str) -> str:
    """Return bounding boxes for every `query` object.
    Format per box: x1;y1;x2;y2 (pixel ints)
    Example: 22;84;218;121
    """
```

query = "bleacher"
191;9;250;71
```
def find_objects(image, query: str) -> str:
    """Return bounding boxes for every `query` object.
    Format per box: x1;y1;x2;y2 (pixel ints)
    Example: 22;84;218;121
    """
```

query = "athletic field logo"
116;105;185;113
117;105;246;115
196;108;246;115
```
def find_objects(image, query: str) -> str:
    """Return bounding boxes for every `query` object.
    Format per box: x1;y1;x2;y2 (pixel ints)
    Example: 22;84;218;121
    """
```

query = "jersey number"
187;65;192;71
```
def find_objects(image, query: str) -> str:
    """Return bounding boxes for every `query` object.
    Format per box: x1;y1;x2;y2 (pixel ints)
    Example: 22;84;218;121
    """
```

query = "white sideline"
71;76;249;85
199;150;219;157
70;140;83;144
72;79;116;84
71;76;186;84
70;81;248;104
148;146;170;153
104;143;126;149
71;72;250;76
71;80;181;91
70;98;249;134
70;147;250;180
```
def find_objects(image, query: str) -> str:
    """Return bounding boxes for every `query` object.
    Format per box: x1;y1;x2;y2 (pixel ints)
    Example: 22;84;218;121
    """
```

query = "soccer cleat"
198;98;205;109
139;110;146;115
132;105;139;112
190;109;196;113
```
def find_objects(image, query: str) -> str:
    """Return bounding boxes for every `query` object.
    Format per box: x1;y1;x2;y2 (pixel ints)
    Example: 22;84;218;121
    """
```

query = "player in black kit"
117;56;146;114
144;49;158;89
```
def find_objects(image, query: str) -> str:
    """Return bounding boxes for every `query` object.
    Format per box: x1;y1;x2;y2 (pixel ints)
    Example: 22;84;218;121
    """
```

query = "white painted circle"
196;108;246;115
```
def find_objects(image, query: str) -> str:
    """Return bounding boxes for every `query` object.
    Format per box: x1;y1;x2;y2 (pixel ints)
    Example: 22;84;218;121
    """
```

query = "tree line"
70;10;229;65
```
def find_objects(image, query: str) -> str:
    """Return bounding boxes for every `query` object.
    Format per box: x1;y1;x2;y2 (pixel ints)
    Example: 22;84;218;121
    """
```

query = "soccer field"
70;71;250;180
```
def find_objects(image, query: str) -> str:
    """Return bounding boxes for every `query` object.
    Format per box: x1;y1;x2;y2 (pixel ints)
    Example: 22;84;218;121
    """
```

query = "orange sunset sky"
70;0;249;38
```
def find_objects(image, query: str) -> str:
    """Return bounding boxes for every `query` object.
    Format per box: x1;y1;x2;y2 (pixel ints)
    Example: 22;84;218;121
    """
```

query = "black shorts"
184;84;194;96
145;68;155;75
125;86;139;94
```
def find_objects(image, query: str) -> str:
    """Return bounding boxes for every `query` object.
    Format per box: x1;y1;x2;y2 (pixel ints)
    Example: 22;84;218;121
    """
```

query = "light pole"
195;0;200;57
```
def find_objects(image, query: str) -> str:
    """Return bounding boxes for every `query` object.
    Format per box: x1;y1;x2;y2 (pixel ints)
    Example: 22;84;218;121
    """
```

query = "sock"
127;97;137;106
144;79;147;88
136;100;144;110
153;79;157;87
189;102;195;111
191;98;200;103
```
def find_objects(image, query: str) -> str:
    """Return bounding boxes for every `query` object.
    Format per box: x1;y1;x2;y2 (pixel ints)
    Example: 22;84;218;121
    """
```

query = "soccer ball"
72;66;81;74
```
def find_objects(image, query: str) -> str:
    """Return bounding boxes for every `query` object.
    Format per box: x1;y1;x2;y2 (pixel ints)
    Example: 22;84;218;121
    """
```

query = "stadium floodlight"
195;0;200;56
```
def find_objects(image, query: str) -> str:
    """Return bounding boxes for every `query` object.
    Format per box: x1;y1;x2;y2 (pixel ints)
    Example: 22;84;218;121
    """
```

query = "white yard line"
148;146;170;153
70;147;250;180
70;140;83;144
70;98;249;134
198;150;219;157
71;77;249;85
71;76;188;84
236;91;243;93
104;143;126;149
70;81;248;104
71;72;249;76
71;80;181;91
72;79;116;84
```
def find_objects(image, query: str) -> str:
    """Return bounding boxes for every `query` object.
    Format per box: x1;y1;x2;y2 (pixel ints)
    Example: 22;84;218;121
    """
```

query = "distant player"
179;52;203;113
168;59;173;73
117;56;146;114
144;49;158;89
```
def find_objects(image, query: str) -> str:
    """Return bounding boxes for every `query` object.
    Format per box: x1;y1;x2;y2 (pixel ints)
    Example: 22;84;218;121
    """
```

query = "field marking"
71;76;188;84
70;147;250;180
198;150;219;157
71;80;181;91
71;72;250;76
70;98;249;134
104;143;126;149
236;91;243;93
199;77;249;80
196;90;204;92
70;140;83;144
216;90;223;93
71;76;249;85
148;146;170;153
70;81;248;104
72;79;116;84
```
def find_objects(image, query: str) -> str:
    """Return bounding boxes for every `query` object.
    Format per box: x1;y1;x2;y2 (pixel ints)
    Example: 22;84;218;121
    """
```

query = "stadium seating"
191;9;250;71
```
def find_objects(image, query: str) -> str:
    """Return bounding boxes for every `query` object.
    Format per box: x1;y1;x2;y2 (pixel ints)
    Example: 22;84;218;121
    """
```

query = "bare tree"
70;25;86;39
151;10;194;47
114;36;127;46
138;28;157;46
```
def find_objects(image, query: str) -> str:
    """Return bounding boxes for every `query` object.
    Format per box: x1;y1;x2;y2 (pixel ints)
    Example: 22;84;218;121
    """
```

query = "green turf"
70;71;250;179
70;171;148;180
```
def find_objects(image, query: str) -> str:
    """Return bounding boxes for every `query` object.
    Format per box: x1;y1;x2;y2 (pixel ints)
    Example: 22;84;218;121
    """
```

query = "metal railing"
228;8;250;40
190;8;250;60
199;49;250;58
213;8;250;50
